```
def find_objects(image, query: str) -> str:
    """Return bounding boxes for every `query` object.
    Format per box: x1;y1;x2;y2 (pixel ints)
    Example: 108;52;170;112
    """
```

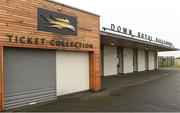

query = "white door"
103;46;118;76
56;51;89;96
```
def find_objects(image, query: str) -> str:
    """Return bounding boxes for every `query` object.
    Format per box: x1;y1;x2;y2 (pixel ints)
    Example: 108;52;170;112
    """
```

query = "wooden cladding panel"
0;0;99;39
0;0;101;111
0;0;100;52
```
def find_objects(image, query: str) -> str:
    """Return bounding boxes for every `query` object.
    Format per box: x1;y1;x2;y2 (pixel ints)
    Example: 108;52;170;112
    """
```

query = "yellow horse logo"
41;15;76;31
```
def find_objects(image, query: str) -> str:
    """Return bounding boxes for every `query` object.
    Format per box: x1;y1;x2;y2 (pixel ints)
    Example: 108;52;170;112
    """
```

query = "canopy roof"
101;31;179;51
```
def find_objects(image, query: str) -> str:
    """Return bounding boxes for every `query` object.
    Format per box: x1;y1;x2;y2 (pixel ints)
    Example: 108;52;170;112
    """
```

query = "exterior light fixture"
102;27;107;31
110;42;115;46
58;7;62;11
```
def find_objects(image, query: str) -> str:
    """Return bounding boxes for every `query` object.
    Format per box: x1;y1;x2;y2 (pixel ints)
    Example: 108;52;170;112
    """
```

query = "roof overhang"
101;31;179;52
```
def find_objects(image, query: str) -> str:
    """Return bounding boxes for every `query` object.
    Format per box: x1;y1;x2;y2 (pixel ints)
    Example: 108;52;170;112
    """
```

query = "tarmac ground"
8;68;180;112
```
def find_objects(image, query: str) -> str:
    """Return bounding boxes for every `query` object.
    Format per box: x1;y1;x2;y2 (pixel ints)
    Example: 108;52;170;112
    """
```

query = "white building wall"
103;46;118;76
138;49;145;71
123;48;133;73
148;51;155;70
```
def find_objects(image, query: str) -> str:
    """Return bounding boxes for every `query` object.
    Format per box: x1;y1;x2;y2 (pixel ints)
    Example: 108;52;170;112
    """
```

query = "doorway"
117;47;123;74
56;51;89;96
4;47;56;110
145;50;149;70
133;49;138;72
154;52;158;69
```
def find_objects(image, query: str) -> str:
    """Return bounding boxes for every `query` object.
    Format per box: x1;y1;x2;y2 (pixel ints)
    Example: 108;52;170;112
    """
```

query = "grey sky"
54;0;180;57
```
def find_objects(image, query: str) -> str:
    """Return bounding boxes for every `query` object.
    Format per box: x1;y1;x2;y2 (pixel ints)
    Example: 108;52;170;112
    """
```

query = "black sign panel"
38;8;77;36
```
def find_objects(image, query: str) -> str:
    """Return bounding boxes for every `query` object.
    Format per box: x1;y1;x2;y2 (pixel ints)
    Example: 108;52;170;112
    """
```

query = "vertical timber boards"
0;0;101;111
89;51;101;91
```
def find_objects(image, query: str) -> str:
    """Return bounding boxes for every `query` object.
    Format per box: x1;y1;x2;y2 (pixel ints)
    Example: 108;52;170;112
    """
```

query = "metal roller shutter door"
4;47;56;110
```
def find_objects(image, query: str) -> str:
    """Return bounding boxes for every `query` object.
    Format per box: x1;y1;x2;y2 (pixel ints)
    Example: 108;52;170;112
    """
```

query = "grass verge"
167;65;180;68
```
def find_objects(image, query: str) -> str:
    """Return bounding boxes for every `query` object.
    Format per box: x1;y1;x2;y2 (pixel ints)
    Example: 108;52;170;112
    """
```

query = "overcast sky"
55;0;180;57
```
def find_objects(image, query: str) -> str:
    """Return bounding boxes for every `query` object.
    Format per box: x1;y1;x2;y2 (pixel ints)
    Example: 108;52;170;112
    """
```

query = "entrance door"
117;47;123;74
145;50;149;70
133;49;138;72
103;46;118;76
4;47;56;110
56;51;89;96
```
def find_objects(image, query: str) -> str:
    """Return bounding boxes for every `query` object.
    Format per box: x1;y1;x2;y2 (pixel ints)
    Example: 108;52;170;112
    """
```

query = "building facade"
0;0;178;111
101;30;177;76
0;0;101;110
